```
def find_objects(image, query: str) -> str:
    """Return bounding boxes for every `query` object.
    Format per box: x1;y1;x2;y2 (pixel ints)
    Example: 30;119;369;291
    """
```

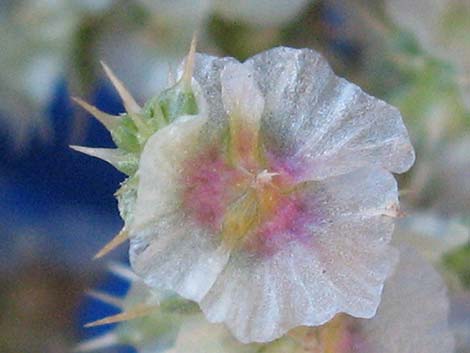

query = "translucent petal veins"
101;61;142;114
57;45;420;345
221;63;264;166
71;96;120;131
163;246;452;353
246;47;415;178
94;228;129;259
128;47;415;343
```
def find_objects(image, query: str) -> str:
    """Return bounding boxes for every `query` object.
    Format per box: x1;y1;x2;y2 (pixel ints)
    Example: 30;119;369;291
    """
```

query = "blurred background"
0;0;469;352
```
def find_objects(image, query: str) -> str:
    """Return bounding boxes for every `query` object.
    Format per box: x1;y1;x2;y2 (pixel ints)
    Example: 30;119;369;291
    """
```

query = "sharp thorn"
107;262;139;282
181;33;197;90
94;228;129;259
84;304;156;328
70;145;124;169
71;97;120;131
86;290;124;309
100;61;141;114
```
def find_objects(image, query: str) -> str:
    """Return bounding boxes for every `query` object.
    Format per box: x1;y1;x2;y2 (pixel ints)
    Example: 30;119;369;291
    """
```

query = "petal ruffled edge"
246;46;415;179
130;115;230;302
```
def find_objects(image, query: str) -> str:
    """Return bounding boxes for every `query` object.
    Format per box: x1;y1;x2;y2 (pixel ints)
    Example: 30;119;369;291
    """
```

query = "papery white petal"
184;53;239;140
316;217;398;315
201;214;397;343
130;115;230;302
132;115;206;225
131;213;230;302
361;245;455;353
221;63;264;129
246;47;415;179
310;167;399;220
127;47;414;345
199;169;398;343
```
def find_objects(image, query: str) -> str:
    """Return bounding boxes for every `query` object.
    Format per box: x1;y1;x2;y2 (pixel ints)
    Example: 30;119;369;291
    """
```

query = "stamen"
256;170;280;184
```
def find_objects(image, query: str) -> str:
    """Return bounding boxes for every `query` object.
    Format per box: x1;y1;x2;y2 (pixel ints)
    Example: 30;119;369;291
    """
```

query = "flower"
76;247;454;353
128;47;415;342
160;245;455;353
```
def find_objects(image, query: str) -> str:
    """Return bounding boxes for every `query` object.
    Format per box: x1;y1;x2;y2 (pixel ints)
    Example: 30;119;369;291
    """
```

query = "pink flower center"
181;146;316;256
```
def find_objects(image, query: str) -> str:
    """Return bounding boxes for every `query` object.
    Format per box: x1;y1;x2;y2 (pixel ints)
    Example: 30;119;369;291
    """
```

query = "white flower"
162;245;455;353
128;47;415;342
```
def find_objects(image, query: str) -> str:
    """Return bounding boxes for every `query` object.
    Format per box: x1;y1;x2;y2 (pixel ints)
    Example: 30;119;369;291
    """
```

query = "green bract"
71;40;199;253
